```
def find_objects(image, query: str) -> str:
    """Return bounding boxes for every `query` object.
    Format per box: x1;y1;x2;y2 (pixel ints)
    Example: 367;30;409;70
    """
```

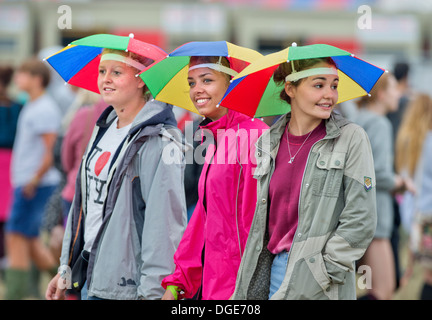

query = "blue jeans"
6;185;56;237
80;281;104;300
269;251;289;299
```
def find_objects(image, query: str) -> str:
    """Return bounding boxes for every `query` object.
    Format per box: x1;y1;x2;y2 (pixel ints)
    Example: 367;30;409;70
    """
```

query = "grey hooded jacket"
60;100;188;300
232;112;377;300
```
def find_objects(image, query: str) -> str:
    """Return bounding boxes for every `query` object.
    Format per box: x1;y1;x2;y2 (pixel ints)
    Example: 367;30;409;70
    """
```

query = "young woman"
231;57;377;300
355;72;406;300
45;48;188;300
395;93;432;300
161;56;268;300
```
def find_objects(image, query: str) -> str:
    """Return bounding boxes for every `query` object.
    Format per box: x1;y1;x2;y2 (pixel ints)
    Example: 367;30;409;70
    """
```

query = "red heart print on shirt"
94;151;111;176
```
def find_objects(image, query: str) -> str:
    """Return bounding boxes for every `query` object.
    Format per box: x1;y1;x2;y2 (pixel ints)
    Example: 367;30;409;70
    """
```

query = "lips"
195;97;210;107
316;103;332;109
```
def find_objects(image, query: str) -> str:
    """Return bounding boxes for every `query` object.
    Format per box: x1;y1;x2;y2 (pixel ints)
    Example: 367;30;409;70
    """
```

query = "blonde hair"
101;48;153;101
395;93;432;176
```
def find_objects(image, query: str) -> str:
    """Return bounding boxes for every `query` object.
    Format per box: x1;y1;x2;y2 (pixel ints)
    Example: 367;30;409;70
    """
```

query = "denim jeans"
80;281;104;300
269;251;289;299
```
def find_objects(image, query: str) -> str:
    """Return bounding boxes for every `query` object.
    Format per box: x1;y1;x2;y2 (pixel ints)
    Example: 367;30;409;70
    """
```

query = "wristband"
167;285;180;300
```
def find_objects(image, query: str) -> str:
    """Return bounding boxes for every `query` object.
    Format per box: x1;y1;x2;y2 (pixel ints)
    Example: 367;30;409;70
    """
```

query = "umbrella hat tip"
129;33;135;39
291;42;297;47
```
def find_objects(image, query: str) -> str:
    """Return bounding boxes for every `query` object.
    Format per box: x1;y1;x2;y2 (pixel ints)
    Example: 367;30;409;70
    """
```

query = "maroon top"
268;120;326;254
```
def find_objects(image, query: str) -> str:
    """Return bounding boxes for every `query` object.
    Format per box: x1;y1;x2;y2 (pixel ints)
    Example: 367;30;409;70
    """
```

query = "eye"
113;70;121;76
314;83;323;89
99;69;106;75
188;81;195;87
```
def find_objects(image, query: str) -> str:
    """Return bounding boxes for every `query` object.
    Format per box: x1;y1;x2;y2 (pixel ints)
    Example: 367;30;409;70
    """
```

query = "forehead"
99;59;127;68
188;67;221;78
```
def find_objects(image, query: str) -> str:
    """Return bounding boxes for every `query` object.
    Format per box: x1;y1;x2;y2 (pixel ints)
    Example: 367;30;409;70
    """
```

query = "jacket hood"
96;99;177;135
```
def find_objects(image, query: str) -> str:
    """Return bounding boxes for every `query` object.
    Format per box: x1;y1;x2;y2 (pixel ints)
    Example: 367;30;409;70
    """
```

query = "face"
381;74;400;113
188;66;229;121
285;62;339;122
14;71;37;92
97;58;144;108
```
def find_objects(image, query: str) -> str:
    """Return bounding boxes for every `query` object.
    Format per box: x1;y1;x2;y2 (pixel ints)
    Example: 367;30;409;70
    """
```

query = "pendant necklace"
286;122;314;164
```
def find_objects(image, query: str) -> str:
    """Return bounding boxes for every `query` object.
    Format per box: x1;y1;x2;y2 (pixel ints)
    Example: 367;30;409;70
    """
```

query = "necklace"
286;123;314;164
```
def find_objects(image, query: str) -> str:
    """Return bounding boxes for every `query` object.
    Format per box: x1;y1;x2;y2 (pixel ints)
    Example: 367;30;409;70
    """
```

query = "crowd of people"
0;37;431;301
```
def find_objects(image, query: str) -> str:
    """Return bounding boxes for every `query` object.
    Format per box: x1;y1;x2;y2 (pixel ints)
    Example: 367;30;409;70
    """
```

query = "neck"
289;111;322;136
365;101;387;116
28;87;45;101
114;98;146;128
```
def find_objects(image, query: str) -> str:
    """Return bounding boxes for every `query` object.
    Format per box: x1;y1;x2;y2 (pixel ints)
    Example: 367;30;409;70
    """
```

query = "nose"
100;72;112;84
324;84;338;101
190;81;204;96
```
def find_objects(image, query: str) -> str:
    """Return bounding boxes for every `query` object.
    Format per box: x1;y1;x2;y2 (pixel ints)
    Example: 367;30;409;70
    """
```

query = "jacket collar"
259;111;349;158
198;110;254;144
95;99;177;137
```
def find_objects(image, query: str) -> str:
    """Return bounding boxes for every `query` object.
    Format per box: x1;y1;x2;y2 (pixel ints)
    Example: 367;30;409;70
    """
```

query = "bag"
410;214;432;267
71;250;90;292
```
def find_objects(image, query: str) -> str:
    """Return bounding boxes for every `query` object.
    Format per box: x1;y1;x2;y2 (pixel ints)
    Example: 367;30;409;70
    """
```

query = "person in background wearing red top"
232;57;377;300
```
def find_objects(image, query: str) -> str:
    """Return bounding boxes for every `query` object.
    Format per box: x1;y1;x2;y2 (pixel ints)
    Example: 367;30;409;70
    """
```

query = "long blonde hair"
395;93;432;176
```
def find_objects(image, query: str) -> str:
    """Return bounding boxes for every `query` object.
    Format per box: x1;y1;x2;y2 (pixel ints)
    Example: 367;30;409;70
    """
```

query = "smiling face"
187;66;230;121
97;59;145;108
285;61;339;124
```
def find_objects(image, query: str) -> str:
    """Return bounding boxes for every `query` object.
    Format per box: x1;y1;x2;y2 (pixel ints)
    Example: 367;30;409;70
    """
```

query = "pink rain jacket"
162;110;268;300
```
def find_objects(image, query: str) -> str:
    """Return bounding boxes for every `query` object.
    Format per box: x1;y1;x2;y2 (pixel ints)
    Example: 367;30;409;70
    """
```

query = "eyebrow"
312;76;339;81
187;72;213;80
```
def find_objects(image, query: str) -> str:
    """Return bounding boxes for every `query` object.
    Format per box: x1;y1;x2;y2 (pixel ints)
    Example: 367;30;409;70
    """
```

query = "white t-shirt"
11;93;61;187
84;118;131;252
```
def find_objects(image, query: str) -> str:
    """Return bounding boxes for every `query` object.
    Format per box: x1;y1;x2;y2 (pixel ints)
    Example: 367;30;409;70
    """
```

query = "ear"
284;82;295;99
137;77;145;89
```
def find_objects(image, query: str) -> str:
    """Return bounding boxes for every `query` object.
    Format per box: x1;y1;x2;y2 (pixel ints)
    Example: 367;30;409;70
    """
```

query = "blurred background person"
0;65;22;277
387;61;413;290
4;58;61;300
395;93;432;300
354;72;407;300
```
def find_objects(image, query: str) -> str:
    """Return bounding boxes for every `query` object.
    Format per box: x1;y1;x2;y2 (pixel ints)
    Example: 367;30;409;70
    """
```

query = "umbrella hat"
219;43;386;118
138;41;263;114
44;33;167;93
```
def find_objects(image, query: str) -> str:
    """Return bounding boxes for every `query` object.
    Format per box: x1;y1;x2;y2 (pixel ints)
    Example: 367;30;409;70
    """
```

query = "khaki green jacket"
232;112;377;300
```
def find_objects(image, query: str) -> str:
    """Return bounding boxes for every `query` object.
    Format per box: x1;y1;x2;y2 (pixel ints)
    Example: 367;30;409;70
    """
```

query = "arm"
137;134;188;300
22;132;57;198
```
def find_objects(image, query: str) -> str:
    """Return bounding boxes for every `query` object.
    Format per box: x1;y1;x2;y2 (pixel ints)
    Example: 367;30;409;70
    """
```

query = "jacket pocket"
312;152;345;198
287;252;336;300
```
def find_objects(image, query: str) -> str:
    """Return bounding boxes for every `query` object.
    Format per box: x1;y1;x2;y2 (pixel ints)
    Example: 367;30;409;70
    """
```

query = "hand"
45;273;67;300
403;176;416;194
22;177;39;199
162;289;176;300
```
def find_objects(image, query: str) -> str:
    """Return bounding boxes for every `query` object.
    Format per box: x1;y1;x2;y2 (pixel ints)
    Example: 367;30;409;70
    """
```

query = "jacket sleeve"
161;201;206;299
137;134;188;300
323;126;377;284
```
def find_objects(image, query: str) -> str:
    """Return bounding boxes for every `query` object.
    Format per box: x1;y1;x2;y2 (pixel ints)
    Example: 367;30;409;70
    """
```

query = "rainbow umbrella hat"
44;33;167;93
138;41;263;114
219;43;386;118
